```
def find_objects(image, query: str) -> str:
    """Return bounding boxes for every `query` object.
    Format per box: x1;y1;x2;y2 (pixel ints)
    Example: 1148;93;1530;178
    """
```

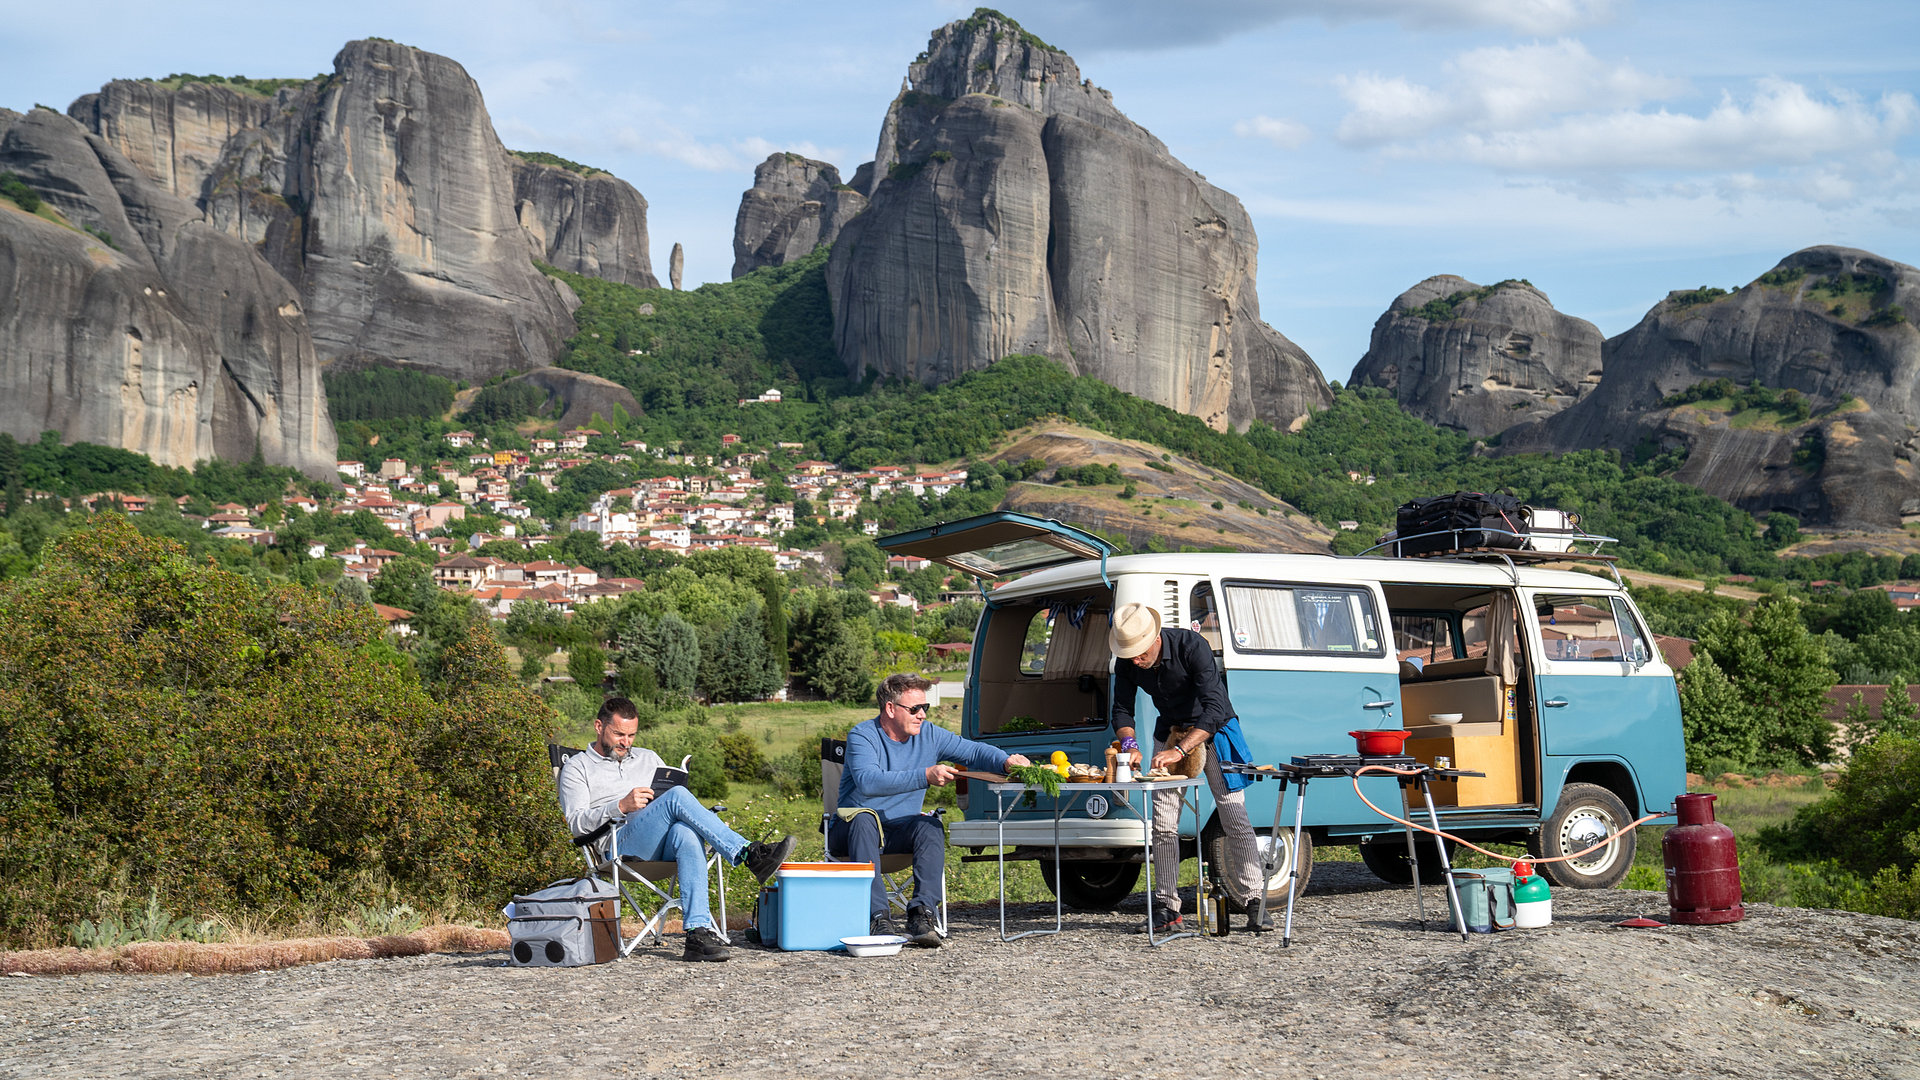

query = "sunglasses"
892;702;931;715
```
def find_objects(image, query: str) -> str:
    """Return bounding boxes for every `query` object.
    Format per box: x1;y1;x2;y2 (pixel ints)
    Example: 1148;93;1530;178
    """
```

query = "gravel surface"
4;862;1918;1080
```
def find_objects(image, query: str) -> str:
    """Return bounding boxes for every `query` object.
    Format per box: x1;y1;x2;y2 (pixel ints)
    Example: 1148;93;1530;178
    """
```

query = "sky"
5;1;1919;383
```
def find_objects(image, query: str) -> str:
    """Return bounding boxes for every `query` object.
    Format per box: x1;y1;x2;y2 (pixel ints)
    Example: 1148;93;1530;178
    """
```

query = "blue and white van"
879;511;1686;909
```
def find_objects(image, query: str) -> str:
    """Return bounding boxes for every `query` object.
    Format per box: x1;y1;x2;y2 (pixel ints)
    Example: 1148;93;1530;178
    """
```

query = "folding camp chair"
548;743;729;956
820;738;948;938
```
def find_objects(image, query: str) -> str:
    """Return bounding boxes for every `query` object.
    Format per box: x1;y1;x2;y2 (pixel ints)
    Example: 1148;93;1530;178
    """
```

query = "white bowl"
1428;713;1464;723
840;934;906;957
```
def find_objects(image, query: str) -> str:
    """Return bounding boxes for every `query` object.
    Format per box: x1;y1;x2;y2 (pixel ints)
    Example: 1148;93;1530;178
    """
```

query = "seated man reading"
559;697;795;963
833;673;1031;948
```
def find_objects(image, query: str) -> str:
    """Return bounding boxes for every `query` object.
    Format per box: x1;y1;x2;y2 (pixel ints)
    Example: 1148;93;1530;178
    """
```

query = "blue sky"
6;1;1918;383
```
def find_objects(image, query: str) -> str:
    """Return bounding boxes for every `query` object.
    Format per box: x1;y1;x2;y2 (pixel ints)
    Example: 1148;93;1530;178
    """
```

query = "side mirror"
1629;642;1650;669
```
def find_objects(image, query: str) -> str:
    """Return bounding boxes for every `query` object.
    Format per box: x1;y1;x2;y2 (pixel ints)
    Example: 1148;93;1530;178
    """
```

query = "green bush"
0;172;42;214
1670;286;1730;309
1760;733;1920;879
511;150;605;177
0;518;573;947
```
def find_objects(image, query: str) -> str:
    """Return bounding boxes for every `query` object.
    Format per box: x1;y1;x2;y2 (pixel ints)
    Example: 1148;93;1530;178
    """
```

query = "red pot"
1348;729;1412;756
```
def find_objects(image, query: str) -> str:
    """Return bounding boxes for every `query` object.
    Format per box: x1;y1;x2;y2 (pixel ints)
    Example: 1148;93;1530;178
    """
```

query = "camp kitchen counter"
985;775;1204;946
1225;755;1485;946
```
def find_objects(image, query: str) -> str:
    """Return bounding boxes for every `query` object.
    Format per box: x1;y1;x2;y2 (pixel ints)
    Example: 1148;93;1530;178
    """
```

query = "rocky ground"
3;862;1916;1079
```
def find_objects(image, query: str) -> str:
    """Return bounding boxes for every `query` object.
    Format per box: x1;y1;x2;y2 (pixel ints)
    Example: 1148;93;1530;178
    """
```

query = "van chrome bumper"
949;818;1151;848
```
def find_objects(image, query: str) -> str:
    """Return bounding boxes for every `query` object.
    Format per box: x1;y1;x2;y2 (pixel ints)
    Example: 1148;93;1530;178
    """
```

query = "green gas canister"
1513;860;1552;928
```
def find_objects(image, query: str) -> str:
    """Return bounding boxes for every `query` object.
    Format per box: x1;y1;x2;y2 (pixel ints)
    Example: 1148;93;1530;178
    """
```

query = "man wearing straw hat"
1109;601;1267;933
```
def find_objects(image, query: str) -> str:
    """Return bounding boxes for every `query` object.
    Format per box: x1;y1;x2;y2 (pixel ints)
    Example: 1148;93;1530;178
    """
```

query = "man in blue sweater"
834;673;1031;947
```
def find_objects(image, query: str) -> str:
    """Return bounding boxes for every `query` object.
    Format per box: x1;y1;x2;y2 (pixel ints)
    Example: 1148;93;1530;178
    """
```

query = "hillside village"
83;418;958;632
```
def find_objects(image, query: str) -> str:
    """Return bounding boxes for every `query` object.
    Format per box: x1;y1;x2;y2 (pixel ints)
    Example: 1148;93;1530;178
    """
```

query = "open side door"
877;511;1112;582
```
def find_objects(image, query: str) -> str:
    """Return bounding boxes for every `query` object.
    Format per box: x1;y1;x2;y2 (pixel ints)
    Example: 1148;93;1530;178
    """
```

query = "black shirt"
1112;628;1236;743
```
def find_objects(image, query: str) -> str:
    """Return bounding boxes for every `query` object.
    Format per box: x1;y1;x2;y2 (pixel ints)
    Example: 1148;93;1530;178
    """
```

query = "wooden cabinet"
1405;721;1520;806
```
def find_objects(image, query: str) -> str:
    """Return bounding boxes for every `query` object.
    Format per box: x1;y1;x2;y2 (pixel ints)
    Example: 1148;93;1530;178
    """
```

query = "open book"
650;755;693;795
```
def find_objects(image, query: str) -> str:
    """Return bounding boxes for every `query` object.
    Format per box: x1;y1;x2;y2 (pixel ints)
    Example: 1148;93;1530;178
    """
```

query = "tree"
808;619;874;704
644;613;701;699
1882;680;1917;741
1697;597;1837;767
370;558;430;608
569;643;608;689
519;651;548;683
1677;649;1762;772
1839;689;1881;758
698;607;781;703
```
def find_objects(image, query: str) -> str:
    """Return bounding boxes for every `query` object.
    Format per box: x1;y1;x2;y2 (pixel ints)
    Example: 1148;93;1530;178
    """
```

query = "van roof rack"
1358;528;1624;588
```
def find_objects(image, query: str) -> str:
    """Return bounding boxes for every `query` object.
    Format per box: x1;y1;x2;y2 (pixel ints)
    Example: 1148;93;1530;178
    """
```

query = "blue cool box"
757;862;873;951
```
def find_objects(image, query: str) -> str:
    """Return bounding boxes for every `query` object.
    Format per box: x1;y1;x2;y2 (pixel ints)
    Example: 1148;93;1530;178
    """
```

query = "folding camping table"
986;775;1204;947
1222;755;1485;945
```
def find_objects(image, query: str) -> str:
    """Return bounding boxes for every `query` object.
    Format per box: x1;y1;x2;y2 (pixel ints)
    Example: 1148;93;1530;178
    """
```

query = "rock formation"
670;242;683;291
510;156;658;288
0;107;336;477
501;367;644;432
1349;276;1601;438
62;41;665;382
825;11;1329;432
731;153;866;278
1500;246;1920;526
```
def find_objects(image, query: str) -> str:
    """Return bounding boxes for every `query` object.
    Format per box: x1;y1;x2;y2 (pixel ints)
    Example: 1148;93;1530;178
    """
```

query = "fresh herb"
1005;762;1063;797
1001;715;1045;733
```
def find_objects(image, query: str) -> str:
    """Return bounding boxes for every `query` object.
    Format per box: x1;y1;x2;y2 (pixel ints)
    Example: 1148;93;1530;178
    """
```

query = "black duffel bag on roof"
1393;491;1526;555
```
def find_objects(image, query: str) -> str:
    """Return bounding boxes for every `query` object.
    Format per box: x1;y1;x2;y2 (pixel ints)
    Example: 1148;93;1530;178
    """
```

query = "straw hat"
1109;602;1162;658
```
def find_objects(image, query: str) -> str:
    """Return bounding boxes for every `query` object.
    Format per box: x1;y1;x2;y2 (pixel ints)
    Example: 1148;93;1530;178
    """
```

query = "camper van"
878;511;1685;911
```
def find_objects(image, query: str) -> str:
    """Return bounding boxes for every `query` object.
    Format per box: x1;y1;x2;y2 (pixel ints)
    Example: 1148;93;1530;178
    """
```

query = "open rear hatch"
877;511;1112;582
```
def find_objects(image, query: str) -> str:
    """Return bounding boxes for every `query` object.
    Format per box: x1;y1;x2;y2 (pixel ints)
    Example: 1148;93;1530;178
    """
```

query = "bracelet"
1176;744;1189;758
1119;736;1138;752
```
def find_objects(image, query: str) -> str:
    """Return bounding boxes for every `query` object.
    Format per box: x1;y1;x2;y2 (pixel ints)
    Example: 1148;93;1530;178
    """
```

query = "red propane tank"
1663;793;1744;924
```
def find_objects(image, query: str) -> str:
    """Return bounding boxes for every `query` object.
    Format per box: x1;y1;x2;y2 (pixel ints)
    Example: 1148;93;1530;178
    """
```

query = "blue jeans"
610;787;747;931
829;812;945;918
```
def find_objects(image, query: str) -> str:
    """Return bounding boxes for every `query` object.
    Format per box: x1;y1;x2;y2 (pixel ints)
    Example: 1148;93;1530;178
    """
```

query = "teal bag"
1447;868;1515;933
1215;716;1253;792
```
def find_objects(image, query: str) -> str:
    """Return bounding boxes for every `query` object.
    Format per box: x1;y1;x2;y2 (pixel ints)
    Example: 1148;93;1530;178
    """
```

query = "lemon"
1050;750;1069;767
1055;762;1070;778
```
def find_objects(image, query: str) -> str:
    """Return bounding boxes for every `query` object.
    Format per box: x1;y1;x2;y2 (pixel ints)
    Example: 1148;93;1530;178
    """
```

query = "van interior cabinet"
1397;673;1521;805
1404;723;1520;806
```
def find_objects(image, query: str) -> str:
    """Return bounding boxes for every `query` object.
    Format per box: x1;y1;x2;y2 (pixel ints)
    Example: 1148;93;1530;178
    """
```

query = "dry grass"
1;925;507;977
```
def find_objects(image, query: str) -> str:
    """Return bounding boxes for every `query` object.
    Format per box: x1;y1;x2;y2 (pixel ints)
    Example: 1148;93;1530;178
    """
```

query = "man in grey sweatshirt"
559;697;794;962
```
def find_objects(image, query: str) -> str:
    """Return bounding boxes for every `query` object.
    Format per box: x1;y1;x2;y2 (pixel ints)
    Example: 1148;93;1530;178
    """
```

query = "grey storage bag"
508;877;622;967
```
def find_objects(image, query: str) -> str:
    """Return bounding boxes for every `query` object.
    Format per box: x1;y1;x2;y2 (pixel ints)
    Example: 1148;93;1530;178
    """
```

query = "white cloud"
1235;115;1312;149
1456;80;1919;173
1337;39;1681;144
965;0;1617;53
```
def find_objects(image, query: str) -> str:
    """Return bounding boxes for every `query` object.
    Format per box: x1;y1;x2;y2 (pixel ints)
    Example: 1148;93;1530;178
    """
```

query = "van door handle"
1363;701;1395;710
1543;699;1569;708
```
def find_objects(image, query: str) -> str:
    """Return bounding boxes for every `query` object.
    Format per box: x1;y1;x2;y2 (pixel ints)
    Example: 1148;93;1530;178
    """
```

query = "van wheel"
1528;782;1635;889
1038;860;1142;910
1202;817;1314;912
1358;837;1454;885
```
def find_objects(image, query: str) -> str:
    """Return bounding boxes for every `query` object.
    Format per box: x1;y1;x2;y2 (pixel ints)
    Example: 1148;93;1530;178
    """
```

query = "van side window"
1222;583;1384;656
1537;594;1632;661
1391;614;1453;664
1019;608;1055;674
1189;582;1222;653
